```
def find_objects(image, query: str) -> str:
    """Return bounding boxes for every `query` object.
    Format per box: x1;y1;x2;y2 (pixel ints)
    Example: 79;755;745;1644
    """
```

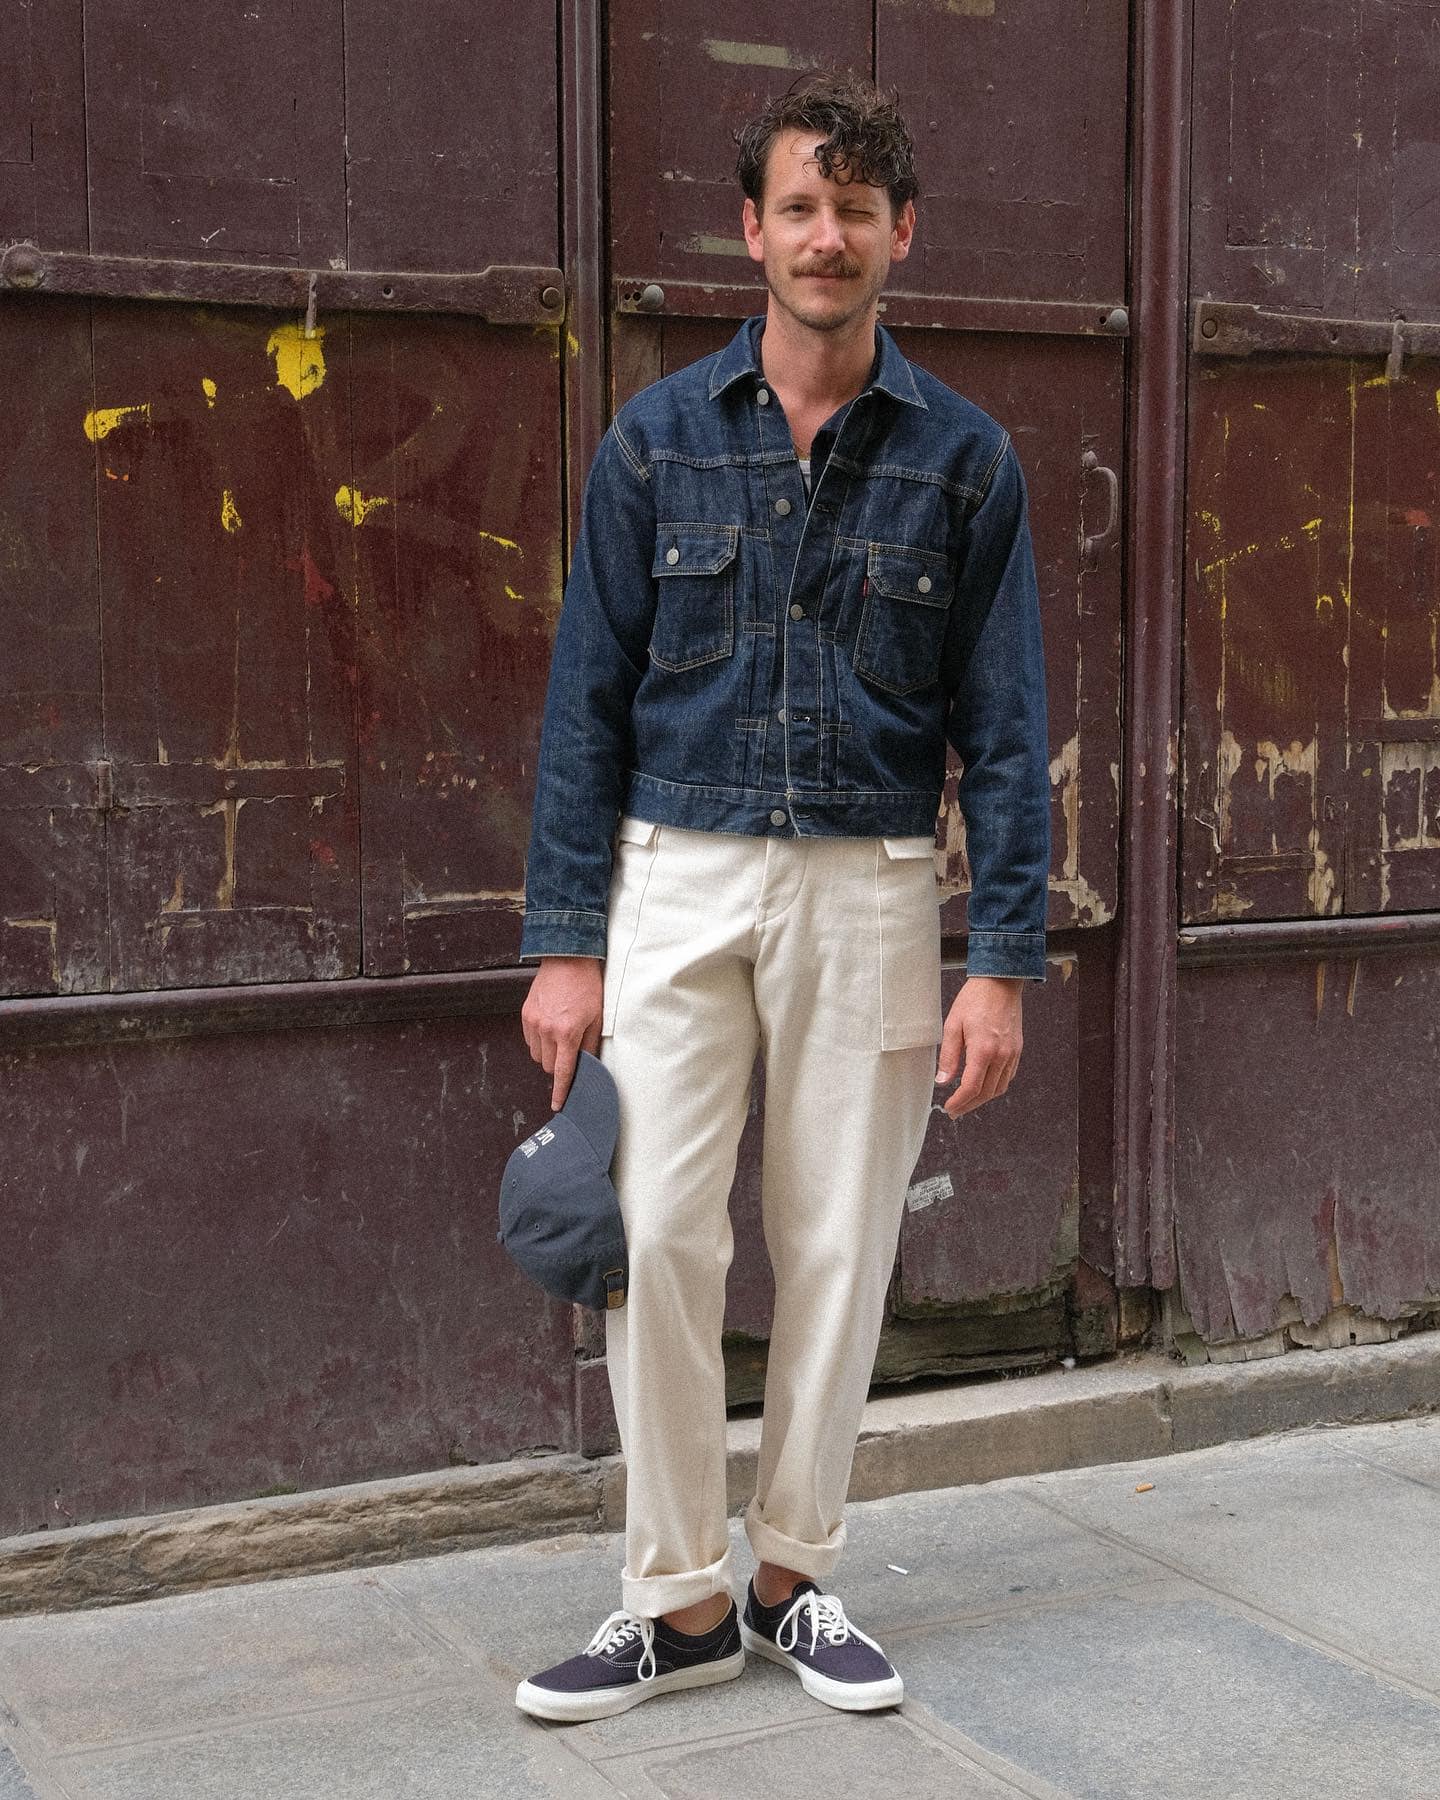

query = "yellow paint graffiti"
266;321;327;399
201;378;218;408
334;485;390;527
220;489;242;533
504;584;524;601
83;403;151;441
567;331;581;359
478;529;522;553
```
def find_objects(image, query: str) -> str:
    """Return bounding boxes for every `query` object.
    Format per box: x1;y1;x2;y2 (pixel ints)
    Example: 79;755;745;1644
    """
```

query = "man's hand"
935;975;1025;1119
521;955;605;1111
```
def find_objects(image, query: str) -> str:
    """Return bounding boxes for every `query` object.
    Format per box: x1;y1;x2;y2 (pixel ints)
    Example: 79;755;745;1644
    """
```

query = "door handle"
1080;449;1119;569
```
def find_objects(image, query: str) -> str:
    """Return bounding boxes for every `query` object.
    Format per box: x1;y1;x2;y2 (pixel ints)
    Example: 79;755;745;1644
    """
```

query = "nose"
809;207;846;255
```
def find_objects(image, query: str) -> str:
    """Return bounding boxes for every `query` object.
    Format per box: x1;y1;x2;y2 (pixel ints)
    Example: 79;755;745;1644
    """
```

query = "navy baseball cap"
497;1051;627;1311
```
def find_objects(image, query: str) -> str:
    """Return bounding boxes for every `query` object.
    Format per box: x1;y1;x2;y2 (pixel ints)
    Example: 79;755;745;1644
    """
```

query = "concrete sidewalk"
2;1416;1437;1799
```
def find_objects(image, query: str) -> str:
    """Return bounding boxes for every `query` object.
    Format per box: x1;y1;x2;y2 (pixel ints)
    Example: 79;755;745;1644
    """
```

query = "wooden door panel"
878;0;1129;302
0;296;107;996
91;300;361;989
82;1;346;264
351;315;564;975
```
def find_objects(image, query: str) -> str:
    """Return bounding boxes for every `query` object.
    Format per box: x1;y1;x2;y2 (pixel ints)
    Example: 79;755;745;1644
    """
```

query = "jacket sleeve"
518;418;656;961
940;435;1052;982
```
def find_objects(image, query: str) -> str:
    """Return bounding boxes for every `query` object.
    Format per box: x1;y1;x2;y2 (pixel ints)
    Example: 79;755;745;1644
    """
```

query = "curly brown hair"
734;70;920;217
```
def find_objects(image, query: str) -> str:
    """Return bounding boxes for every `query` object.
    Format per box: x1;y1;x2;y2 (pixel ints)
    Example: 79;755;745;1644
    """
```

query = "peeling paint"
201;378;217;408
1046;732;1113;924
198;798;246;909
703;38;812;67
220;489;242;533
1307;825;1338;915
682;235;751;258
84;403;151;442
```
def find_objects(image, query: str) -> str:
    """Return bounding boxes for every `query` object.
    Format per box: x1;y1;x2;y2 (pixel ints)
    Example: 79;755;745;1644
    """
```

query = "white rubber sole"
515;1647;746;1723
740;1622;904;1712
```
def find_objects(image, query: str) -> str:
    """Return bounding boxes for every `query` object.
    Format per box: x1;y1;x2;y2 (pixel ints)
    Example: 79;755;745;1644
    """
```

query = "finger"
936;1019;966;1086
551;1037;579;1113
977;1052;1008;1107
581;1013;603;1058
944;1056;987;1118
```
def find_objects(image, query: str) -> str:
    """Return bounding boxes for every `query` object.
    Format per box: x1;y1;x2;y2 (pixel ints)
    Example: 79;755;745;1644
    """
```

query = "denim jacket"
519;315;1050;980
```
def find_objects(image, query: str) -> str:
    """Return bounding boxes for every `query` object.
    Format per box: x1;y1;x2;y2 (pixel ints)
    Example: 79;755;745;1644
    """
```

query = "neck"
758;303;878;413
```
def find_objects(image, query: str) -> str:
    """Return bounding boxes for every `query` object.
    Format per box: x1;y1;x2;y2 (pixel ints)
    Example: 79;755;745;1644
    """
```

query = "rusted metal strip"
0;766;96;809
1179;913;1440;965
0;242;566;324
0;968;533;1052
1113;0;1190;1293
616;278;1130;339
1193;301;1440;362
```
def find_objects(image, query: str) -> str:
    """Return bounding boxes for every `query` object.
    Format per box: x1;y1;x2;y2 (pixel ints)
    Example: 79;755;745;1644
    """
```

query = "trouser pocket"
878;836;943;1050
602;816;660;1037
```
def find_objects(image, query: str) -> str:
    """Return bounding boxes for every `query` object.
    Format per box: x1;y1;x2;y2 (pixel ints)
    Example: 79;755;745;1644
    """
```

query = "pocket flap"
653;524;740;578
615;815;660;847
883;835;937;860
867;546;953;607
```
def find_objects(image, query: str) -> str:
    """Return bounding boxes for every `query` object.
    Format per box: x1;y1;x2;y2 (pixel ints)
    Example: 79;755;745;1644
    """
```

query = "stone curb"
5;1334;1437;1618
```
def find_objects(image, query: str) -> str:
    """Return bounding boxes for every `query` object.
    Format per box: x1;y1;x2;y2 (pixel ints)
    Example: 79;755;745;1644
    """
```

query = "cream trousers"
598;816;942;1617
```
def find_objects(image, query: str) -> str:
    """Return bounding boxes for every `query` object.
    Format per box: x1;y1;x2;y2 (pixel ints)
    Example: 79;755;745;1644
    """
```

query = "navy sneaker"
515;1599;745;1722
741;1577;903;1711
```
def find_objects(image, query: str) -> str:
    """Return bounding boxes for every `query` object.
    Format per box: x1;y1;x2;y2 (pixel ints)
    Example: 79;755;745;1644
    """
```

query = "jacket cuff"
518;909;609;962
964;930;1048;982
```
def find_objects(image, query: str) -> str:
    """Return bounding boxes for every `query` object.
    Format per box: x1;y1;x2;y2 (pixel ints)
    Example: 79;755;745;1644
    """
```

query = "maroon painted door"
0;2;578;1534
1173;0;1440;1352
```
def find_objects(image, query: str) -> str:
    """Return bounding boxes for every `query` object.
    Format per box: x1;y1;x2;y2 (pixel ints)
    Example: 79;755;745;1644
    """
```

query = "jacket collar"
707;313;928;410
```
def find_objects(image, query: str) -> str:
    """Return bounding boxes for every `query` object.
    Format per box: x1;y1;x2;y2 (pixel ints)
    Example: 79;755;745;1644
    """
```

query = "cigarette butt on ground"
1135;1482;1155;1493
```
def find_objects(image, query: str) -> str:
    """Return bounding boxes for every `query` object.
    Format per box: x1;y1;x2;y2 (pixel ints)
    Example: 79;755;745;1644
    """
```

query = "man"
513;71;1050;1723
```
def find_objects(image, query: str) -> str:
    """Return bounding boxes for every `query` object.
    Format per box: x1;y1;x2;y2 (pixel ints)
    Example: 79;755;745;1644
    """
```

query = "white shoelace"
774;1589;887;1659
583;1609;658;1681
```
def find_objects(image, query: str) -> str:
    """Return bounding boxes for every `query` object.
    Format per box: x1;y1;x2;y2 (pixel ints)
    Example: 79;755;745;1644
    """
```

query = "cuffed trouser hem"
620;1543;735;1620
743;1499;846;1582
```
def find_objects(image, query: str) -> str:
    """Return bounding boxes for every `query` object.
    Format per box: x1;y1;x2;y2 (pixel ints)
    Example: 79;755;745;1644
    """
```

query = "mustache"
791;259;862;279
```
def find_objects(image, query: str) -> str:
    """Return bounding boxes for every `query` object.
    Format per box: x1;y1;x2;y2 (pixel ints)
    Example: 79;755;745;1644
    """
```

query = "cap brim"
559;1049;620;1170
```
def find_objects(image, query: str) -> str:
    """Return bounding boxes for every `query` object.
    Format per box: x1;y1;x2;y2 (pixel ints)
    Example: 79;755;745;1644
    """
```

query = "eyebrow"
770;190;882;211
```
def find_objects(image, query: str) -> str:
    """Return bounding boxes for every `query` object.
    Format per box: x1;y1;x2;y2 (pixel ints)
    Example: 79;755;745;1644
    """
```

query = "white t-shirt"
798;457;812;497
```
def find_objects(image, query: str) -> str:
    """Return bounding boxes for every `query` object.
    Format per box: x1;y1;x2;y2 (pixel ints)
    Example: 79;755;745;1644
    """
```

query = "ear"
889;199;916;266
742;196;766;265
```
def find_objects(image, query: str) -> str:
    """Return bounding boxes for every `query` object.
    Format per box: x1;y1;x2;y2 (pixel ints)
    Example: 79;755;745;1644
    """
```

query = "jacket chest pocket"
852;544;954;696
650;524;739;672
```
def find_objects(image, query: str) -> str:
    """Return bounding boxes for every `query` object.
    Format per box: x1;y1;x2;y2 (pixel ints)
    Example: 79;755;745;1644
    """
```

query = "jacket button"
665;546;679;565
757;388;771;406
789;603;805;620
770;809;786;825
774;497;791;516
776;708;786;722
917;574;932;593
